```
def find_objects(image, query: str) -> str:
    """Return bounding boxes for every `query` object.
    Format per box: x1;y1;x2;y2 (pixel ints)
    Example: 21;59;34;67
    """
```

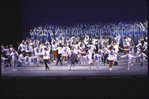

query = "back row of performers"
1;33;148;71
29;21;148;45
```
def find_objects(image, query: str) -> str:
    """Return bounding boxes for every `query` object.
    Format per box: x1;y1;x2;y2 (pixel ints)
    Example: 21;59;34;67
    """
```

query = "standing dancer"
87;41;96;60
122;37;129;55
69;47;76;71
75;47;81;65
61;43;69;64
94;52;102;70
34;45;40;66
83;52;93;71
42;48;50;70
3;45;11;67
80;43;86;66
52;41;57;62
113;42;123;65
22;53;31;71
17;52;24;67
29;54;36;71
129;40;135;56
120;51;136;70
7;48;18;71
1;54;8;72
56;43;63;66
136;50;148;69
104;46;120;71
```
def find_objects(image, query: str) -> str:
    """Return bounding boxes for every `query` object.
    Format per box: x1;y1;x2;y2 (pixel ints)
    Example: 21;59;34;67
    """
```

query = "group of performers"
1;21;148;71
29;20;148;45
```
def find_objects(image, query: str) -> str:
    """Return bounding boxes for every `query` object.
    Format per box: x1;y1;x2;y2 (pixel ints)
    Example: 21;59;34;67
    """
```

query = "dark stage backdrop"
1;0;147;46
1;0;22;48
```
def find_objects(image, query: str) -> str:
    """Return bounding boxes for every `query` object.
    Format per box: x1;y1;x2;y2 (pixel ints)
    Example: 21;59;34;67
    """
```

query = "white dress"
107;50;116;60
83;55;93;64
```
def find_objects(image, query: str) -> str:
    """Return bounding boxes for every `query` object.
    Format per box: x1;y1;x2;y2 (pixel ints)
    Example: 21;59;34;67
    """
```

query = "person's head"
112;39;116;43
86;52;89;55
13;48;16;52
109;45;113;50
44;48;47;51
123;37;126;41
71;46;74;50
80;43;83;47
99;46;102;50
64;43;67;47
102;37;105;39
6;45;9;48
141;40;144;46
26;53;29;56
113;42;117;46
46;43;48;46
59;43;62;47
95;51;97;54
140;49;143;53
21;52;23;55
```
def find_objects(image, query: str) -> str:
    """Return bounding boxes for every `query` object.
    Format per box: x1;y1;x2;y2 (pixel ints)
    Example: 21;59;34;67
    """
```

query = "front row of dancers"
1;43;148;72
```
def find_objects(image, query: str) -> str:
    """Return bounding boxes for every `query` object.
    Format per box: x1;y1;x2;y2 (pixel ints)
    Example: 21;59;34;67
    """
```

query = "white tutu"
107;56;116;60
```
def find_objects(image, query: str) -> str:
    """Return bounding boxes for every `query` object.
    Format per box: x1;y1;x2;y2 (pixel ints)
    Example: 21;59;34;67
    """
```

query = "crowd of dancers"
1;21;148;72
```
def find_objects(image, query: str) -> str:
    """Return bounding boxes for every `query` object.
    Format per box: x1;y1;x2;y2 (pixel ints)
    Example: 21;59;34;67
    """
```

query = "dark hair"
141;40;144;46
109;45;113;50
59;43;62;47
44;48;47;50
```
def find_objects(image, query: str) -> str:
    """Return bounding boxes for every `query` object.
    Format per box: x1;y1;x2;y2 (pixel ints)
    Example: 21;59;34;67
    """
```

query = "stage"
1;52;148;78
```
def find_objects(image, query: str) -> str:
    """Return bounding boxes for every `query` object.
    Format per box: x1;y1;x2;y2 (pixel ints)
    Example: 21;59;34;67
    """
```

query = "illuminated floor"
1;53;148;78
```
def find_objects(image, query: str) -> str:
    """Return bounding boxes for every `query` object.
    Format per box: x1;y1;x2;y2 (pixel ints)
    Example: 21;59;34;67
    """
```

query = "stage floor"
1;53;148;78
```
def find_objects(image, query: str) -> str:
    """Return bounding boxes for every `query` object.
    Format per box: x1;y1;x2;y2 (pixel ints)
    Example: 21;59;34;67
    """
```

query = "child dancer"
102;43;110;66
136;45;142;56
129;40;135;56
56;43;63;66
122;37;129;55
29;54;36;71
17;52;24;67
87;41;96;60
52;41;57;62
75;47;81;65
1;54;7;72
61;43;69;64
34;45;40;66
7;48;18;71
69;47;77;71
120;51;136;70
3;45;11;67
23;53;31;71
42;48;50;70
98;46;104;64
83;52;93;71
94;52;102;70
104;46;120;71
113;42;123;65
136;50;148;70
80;43;86;66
